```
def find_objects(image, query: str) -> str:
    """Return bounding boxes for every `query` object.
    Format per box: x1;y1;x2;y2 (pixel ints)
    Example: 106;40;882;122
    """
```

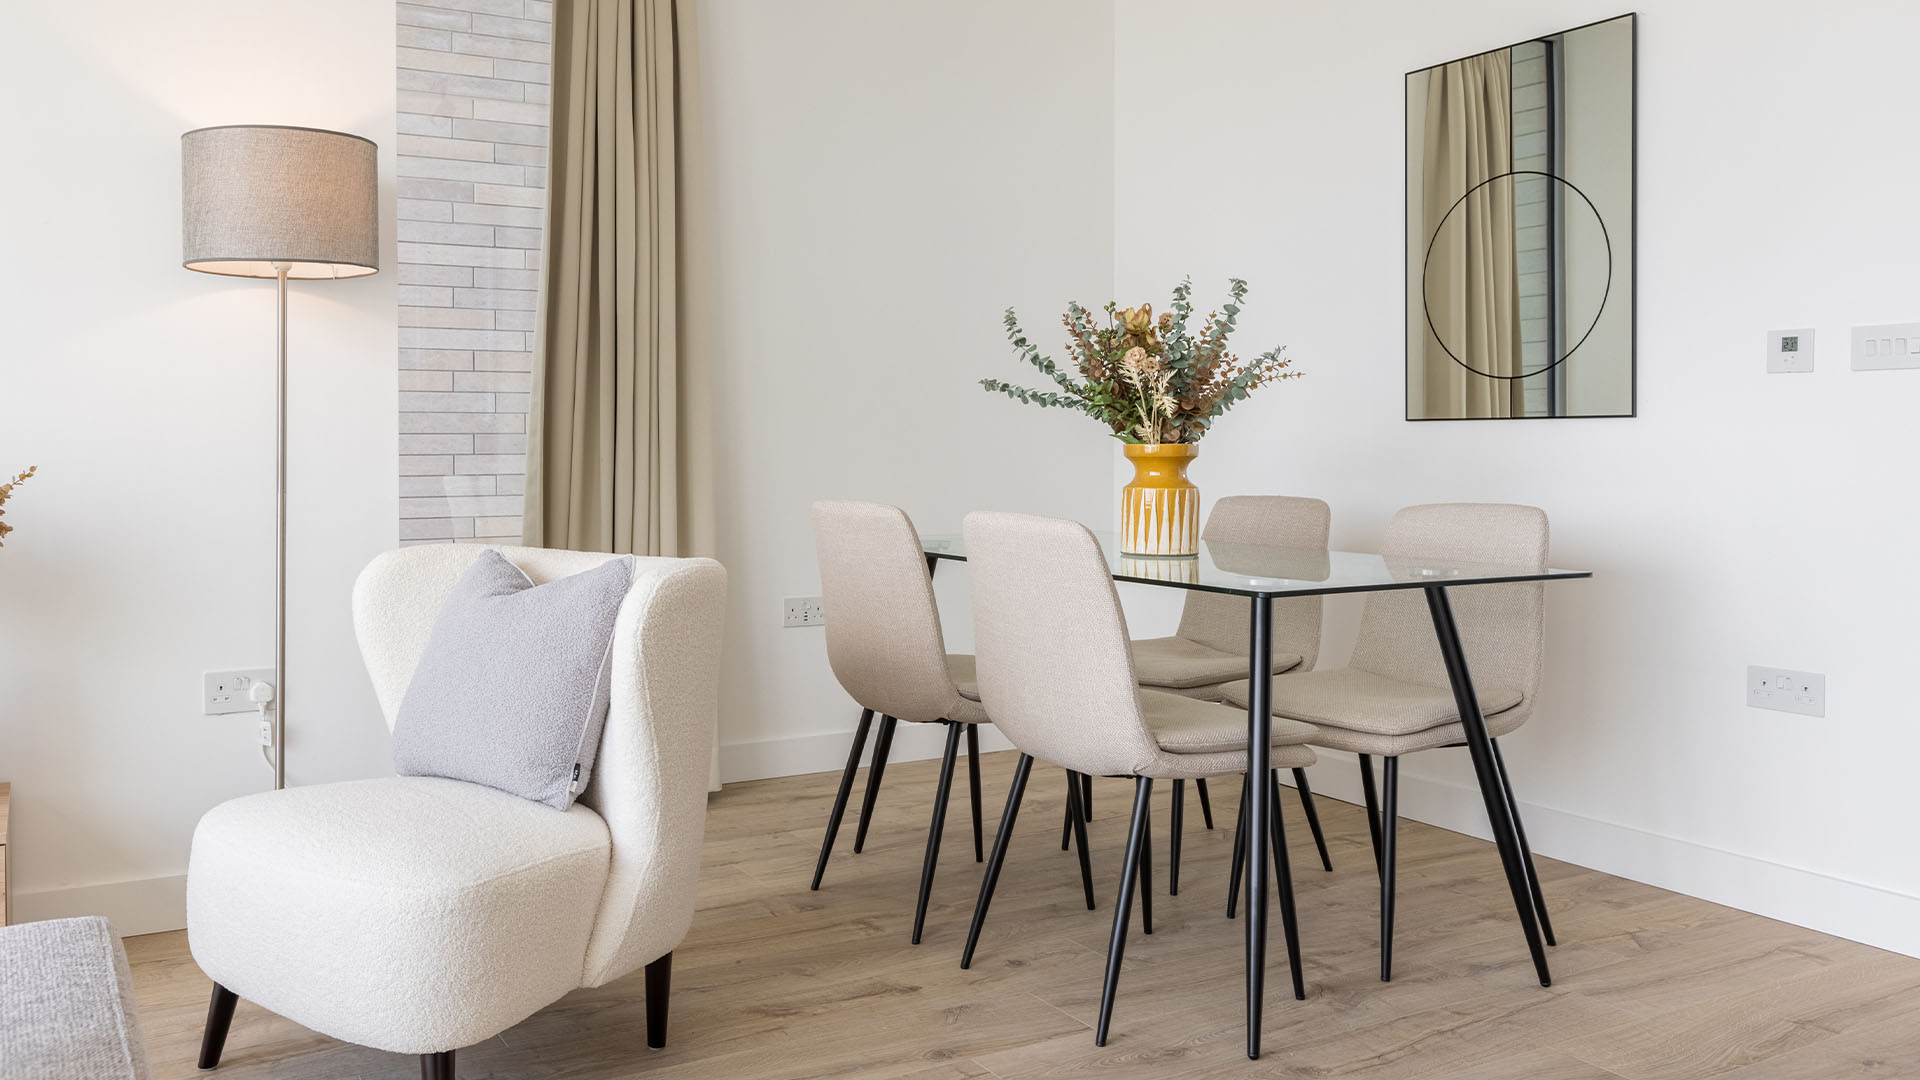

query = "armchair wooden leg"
645;952;673;1049
197;983;238;1070
420;1050;455;1079
1061;771;1078;851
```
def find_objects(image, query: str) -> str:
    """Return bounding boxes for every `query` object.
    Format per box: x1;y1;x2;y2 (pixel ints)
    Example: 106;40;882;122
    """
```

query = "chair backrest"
351;545;727;989
1349;503;1548;719
1176;495;1331;669
811;500;959;724
963;511;1161;778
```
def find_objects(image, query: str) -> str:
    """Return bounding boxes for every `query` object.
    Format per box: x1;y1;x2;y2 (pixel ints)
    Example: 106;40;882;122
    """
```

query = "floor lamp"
181;125;380;789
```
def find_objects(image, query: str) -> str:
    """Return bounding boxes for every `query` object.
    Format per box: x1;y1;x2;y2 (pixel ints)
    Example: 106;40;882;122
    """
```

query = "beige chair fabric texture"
524;0;715;561
188;546;726;1056
1131;495;1331;697
1221;503;1548;757
812;500;985;725
963;511;1315;782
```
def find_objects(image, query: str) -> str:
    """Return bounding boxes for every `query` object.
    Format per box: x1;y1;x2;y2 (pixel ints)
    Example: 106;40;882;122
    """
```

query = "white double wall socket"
1747;665;1825;718
1851;323;1920;371
204;668;273;716
1767;329;1814;373
783;596;825;628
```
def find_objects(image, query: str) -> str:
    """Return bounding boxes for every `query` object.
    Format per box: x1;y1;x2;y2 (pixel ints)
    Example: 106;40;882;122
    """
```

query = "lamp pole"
273;263;289;790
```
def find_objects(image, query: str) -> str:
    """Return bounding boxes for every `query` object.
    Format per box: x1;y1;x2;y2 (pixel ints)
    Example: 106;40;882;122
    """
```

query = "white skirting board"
725;729;1920;960
13;874;187;937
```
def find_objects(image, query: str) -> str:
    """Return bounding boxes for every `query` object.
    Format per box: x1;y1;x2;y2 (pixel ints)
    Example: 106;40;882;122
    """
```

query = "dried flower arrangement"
982;278;1298;445
0;466;36;548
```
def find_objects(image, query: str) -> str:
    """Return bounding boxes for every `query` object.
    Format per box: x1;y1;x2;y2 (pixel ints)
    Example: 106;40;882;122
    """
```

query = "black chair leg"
1226;772;1249;918
1292;767;1333;872
1061;771;1077;851
1138;791;1153;935
644;951;672;1048
1066;766;1095;909
1358;753;1384;876
966;723;984;863
1170;779;1184;896
1095;777;1153;1046
1195;776;1215;829
198;983;238;1070
852;715;898;854
1492;739;1555;946
1082;772;1094;821
912;722;964;944
421;1050;455;1080
811;708;874;890
1380;755;1400;982
961;753;1035;969
1266;770;1306;1000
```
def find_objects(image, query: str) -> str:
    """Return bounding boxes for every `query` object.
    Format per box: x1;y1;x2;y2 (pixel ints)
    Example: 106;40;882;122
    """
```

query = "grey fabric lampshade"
181;125;380;280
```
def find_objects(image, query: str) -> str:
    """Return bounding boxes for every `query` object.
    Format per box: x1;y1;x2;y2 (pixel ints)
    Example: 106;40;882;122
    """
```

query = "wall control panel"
1747;665;1825;718
1767;329;1815;373
1851;323;1920;371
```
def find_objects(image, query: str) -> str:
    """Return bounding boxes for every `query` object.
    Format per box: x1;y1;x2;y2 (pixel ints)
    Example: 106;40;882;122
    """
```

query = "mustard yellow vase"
1120;443;1200;557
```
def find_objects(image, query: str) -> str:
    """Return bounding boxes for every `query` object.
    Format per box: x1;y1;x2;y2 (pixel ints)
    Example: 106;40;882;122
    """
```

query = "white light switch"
1767;329;1815;373
1851;322;1920;371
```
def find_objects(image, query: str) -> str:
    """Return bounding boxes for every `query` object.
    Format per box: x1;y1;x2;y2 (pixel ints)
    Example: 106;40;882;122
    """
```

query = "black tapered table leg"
1292;767;1333;872
852;715;898;854
967;723;984;863
1095;777;1153;1047
1195;776;1215;829
421;1051;455;1080
1492;739;1555;946
811;708;874;890
1266;769;1305;1000
1358;753;1383;877
645;951;672;1048
198;983;238;1070
961;754;1035;969
1380;756;1399;982
912;722;964;944
1067;765;1095;909
1227;772;1248;918
1244;594;1275;1059
1426;585;1550;986
1170;779;1184;896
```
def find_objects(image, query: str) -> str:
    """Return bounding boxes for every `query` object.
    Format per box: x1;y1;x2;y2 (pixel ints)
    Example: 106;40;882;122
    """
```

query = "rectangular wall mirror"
1406;13;1636;420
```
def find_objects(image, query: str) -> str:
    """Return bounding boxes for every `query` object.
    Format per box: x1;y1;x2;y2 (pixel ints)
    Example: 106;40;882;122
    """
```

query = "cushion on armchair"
393;548;635;810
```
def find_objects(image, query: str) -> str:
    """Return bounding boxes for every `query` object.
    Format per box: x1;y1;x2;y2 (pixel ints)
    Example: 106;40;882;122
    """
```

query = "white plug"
251;682;276;751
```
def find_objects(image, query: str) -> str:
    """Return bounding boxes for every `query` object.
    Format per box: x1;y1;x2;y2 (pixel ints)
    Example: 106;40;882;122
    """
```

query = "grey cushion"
0;917;148;1080
394;548;634;810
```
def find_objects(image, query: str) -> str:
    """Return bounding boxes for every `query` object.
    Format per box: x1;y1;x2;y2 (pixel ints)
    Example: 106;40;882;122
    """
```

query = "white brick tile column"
396;0;552;544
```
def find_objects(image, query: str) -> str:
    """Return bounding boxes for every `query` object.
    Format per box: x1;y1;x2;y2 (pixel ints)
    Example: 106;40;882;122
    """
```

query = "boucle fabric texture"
963;511;1318;781
187;546;725;1055
393;547;635;810
812;500;986;725
1225;503;1547;758
0;917;147;1080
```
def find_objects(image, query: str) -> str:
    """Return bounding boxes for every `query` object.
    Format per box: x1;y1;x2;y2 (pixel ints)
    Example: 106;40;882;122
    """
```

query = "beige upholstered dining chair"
1123;495;1336;890
811;500;1053;946
959;511;1320;1045
1221;502;1554;981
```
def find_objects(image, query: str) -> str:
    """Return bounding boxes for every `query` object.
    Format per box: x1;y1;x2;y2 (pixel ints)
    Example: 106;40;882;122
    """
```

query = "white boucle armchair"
186;545;726;1079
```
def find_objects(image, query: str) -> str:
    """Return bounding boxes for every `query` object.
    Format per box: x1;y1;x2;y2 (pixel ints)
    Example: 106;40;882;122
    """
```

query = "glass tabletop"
921;531;1591;598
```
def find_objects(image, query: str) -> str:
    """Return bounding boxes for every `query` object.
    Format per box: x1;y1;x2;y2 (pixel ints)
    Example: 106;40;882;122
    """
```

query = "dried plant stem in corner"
0;466;37;548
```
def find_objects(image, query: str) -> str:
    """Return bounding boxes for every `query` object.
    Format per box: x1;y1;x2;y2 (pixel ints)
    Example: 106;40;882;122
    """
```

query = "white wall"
1113;0;1920;954
0;1;399;932
697;0;1116;779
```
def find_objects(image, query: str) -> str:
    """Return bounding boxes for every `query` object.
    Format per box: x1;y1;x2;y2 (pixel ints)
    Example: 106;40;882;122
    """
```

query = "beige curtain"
1421;53;1524;418
526;0;720;784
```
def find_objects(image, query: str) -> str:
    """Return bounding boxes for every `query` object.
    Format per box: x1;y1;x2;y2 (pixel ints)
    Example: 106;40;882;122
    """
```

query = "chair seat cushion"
1130;636;1303;690
940;654;989;723
187;777;611;1055
1136;689;1318;778
1218;667;1523;751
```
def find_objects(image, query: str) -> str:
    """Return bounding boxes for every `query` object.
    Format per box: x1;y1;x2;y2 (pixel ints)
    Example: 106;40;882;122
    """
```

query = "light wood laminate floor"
126;749;1920;1079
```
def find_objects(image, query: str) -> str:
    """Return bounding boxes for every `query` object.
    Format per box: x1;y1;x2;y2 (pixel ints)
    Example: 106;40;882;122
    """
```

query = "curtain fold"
527;0;720;785
1421;52;1523;419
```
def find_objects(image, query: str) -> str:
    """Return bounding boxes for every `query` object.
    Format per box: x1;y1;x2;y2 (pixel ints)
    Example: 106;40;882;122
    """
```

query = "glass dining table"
920;531;1592;1060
